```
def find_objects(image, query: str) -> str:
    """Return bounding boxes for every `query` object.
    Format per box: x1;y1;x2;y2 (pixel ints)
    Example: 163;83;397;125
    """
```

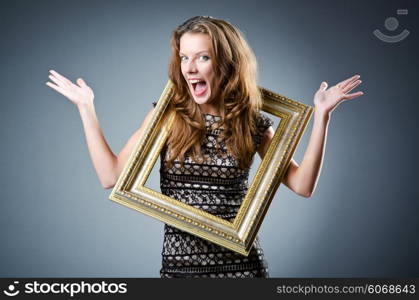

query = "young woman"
46;16;363;278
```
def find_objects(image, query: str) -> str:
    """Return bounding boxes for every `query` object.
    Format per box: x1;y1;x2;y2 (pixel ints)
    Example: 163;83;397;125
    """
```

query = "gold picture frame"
109;80;313;256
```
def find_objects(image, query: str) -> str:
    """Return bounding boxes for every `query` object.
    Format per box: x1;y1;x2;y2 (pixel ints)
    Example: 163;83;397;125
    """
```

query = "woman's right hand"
46;70;94;107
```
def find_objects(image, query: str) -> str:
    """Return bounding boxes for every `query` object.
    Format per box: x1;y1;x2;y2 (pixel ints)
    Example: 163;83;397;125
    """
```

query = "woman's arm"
46;70;154;189
258;74;364;197
77;103;154;189
258;114;329;198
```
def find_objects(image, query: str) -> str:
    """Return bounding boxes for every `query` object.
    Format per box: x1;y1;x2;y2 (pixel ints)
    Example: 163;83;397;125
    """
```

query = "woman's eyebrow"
179;50;210;56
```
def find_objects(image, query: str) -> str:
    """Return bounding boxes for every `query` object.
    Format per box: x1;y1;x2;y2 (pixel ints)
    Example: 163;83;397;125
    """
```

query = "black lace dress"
155;105;274;278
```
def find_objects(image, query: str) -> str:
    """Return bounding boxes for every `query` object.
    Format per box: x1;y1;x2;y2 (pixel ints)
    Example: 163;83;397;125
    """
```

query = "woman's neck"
200;103;222;116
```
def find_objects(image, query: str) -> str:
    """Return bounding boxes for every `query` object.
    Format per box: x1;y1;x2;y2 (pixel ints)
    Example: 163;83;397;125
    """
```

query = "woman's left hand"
313;74;364;116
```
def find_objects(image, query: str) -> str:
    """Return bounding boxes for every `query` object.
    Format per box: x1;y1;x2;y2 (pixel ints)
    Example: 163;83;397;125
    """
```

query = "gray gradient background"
1;0;418;277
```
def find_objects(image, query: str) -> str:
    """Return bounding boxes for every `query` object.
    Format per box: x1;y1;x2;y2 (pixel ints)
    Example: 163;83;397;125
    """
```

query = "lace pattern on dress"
154;103;274;278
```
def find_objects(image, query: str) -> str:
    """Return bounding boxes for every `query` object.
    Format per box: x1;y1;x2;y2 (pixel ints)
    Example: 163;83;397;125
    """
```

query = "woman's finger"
342;91;364;101
48;74;66;87
337;74;360;89
49;70;73;86
319;81;328;91
48;73;69;87
342;79;362;94
76;78;87;88
46;81;69;97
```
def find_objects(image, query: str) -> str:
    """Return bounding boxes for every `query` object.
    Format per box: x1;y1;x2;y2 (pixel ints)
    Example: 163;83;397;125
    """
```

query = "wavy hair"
166;16;263;170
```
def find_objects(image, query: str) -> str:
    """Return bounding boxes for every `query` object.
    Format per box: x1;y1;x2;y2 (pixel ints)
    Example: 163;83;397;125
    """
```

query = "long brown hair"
166;16;262;170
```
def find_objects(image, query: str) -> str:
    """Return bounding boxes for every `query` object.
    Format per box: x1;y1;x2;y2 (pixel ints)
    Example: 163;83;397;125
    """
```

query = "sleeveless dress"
153;103;274;278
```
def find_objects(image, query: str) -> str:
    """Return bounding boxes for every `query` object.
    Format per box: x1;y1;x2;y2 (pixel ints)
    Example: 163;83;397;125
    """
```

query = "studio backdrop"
0;0;418;277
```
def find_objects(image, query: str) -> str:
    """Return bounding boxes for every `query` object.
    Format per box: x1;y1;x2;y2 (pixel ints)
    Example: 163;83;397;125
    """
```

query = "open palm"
314;74;364;115
46;70;94;106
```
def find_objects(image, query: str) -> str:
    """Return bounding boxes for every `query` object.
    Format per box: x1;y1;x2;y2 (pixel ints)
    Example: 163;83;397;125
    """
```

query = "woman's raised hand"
46;70;94;107
314;74;364;115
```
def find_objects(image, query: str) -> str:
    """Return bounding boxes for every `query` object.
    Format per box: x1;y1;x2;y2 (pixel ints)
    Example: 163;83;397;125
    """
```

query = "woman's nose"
185;60;197;73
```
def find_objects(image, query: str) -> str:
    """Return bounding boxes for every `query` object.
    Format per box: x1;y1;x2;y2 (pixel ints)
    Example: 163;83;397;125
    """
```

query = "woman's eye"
180;56;188;62
199;55;210;61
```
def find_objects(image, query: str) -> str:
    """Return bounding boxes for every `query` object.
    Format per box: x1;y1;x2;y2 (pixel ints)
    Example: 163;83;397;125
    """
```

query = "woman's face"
179;32;215;108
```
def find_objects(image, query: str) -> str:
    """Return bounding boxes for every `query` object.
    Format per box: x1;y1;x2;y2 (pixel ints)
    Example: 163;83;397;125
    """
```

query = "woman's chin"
193;97;210;105
191;91;211;105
